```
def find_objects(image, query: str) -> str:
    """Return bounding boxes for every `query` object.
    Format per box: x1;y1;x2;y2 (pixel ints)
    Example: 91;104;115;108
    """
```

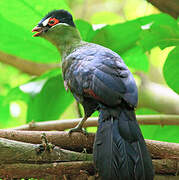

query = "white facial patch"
42;17;50;26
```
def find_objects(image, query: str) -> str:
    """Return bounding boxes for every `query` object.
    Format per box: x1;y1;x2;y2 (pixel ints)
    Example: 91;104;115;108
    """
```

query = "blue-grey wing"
63;44;138;108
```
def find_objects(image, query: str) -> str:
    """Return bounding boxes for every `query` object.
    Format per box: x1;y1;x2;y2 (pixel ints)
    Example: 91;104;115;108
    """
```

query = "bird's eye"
48;18;59;26
49;20;55;24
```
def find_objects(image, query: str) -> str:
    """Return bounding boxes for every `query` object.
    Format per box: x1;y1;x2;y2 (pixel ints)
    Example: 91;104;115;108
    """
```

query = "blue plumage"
33;9;154;179
64;43;154;179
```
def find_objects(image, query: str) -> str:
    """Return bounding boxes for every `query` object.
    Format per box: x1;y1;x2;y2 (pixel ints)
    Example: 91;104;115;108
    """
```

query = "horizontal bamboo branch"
9;115;179;131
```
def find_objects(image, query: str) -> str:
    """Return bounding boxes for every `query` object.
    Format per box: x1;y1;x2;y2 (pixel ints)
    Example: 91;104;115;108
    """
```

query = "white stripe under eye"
42;17;50;26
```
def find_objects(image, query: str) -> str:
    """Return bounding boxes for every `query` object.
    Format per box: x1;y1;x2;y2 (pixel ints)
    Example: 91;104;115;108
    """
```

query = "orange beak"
32;26;43;37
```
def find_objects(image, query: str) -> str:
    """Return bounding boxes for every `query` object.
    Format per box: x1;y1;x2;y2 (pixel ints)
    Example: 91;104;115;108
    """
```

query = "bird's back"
62;42;138;108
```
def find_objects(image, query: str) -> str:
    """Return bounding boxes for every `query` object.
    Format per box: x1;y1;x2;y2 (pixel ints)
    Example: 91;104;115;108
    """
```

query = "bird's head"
32;9;81;55
32;9;75;37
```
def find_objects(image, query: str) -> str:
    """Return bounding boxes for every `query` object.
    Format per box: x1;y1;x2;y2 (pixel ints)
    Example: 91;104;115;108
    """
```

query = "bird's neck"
43;25;82;58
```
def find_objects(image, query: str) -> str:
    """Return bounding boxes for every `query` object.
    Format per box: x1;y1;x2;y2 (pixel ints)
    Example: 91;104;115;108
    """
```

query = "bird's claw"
68;127;88;136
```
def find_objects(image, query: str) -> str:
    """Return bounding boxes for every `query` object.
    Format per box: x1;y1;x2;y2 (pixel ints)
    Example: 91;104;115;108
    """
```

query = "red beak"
32;26;43;37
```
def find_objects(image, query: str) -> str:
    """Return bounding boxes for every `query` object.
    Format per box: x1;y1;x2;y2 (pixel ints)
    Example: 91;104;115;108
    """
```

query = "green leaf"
5;86;30;104
6;69;74;122
121;46;149;72
91;21;141;54
0;0;70;62
5;69;61;104
91;14;179;55
163;46;179;94
26;72;74;122
0;0;70;30
75;19;96;42
139;14;179;51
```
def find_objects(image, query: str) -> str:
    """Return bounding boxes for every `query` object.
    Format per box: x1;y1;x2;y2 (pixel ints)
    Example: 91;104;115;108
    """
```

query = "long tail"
93;105;154;180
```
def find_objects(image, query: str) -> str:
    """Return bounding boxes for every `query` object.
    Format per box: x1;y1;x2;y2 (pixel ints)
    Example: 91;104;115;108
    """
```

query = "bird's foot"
68;126;88;136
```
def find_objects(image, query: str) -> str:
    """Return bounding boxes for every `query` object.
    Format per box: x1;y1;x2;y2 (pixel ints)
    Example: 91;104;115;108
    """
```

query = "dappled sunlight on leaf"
20;79;47;95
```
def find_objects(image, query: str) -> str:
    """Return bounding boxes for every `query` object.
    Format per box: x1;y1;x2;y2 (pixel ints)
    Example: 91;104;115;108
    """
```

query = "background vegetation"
0;0;179;143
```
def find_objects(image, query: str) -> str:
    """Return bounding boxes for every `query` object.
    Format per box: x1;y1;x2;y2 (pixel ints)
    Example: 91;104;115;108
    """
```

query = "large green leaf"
6;69;74;122
91;21;141;54
75;19;96;42
121;46;149;72
0;0;70;62
91;14;179;53
163;46;179;94
26;74;74;122
0;0;70;30
139;14;179;51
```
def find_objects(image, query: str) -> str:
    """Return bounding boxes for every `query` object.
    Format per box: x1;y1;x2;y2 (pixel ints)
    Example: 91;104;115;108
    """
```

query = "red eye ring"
48;18;59;26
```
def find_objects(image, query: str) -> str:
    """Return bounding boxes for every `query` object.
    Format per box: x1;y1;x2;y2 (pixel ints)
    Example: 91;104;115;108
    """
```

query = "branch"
1;160;178;178
0;161;94;179
0;130;179;161
9;115;179;131
0;137;94;178
0;130;94;152
0;137;92;164
153;159;179;175
146;139;179;159
147;0;179;19
138;74;179;115
0;137;178;178
0;51;61;76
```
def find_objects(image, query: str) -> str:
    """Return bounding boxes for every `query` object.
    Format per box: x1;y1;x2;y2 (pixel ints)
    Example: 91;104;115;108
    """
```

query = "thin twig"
8;115;179;131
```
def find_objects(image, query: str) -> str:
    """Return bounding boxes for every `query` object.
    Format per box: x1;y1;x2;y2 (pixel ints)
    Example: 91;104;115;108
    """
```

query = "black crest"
39;9;75;27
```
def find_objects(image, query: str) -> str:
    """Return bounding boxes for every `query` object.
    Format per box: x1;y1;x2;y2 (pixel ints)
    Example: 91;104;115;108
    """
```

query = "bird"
32;9;154;180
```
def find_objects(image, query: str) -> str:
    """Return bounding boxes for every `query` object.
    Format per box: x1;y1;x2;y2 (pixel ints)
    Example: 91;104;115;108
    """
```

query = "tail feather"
93;107;154;180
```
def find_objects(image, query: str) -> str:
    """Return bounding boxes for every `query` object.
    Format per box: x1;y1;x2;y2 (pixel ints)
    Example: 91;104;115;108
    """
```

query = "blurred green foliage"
0;0;178;142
